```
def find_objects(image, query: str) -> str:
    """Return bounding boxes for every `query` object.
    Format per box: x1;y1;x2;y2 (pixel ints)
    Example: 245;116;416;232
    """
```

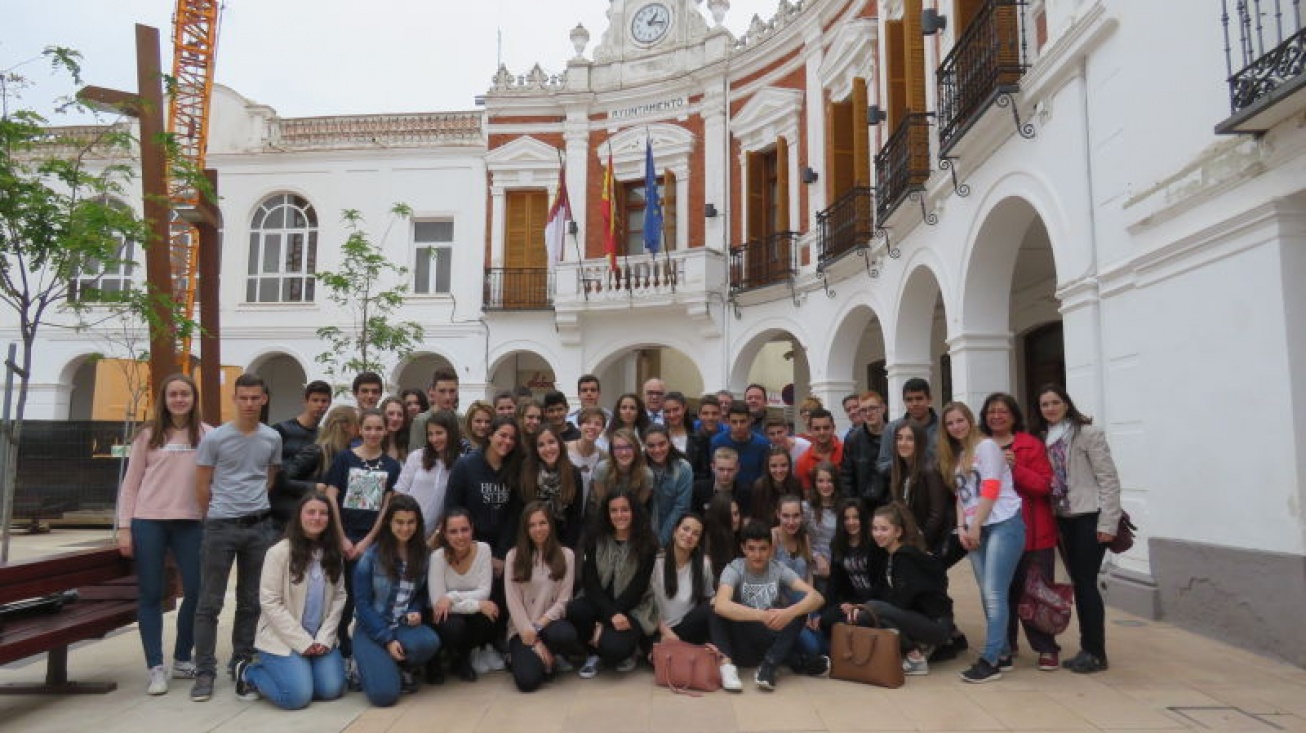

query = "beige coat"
255;539;348;656
1058;425;1123;536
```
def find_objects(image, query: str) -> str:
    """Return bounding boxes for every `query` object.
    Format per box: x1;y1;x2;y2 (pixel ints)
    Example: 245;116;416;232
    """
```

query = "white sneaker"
171;660;196;679
485;646;507;672
147;665;168;695
720;663;742;692
470;646;492;674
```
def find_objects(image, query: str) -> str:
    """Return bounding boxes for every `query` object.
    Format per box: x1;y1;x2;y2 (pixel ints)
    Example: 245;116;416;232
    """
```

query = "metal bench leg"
0;646;118;695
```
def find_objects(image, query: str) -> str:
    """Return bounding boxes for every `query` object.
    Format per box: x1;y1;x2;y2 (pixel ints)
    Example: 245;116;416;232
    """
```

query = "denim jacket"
649;457;693;546
353;546;429;646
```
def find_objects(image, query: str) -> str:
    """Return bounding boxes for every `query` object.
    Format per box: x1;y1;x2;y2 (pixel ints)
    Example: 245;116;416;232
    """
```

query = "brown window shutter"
747;151;765;242
885;20;906;131
824;97;836;203
904;0;926;114
852;77;870;188
776;136;790;233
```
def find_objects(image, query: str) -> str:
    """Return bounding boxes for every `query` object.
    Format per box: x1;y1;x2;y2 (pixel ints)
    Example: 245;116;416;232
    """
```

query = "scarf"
1045;422;1072;514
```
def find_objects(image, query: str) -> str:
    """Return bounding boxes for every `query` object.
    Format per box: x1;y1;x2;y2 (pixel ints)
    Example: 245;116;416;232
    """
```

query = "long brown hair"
596;427;650;506
376;494;427;581
144;373;203;450
874;501;926;552
287;493;345;584
511;501;568;583
936;401;980;481
889;421;937;526
805;460;842;524
422;409;462;472
520;425;578;506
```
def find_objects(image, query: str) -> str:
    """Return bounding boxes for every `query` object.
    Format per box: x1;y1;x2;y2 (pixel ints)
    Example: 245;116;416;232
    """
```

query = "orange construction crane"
166;0;222;363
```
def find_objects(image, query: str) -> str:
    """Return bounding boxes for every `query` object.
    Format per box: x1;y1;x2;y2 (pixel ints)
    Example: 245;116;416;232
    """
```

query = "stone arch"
890;255;951;365
488;345;562;398
393;351;457;392
59;353;102;421
587;340;707;400
727;321;810;417
823;301;888;388
959;193;1063;336
246;351;308;424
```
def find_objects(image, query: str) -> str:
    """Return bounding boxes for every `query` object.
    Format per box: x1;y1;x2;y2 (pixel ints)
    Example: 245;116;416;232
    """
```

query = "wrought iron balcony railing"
1218;0;1306;133
729;232;798;294
817;186;875;267
483;267;553;310
936;0;1030;154
874;114;932;224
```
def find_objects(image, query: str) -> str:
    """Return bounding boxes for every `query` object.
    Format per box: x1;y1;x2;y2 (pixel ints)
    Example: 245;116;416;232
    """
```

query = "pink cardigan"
117;424;212;525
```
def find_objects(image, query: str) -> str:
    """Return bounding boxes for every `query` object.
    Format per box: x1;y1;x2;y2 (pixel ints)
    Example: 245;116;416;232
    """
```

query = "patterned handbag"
1017;563;1073;635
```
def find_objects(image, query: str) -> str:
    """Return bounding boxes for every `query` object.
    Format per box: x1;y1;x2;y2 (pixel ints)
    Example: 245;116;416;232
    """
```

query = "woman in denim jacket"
353;494;440;706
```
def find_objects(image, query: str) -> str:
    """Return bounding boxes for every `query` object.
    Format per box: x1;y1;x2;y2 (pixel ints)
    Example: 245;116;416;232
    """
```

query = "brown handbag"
829;621;905;688
652;639;723;696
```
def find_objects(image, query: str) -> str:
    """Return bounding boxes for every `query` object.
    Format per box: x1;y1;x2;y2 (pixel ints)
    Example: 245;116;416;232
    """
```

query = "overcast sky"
4;0;782;122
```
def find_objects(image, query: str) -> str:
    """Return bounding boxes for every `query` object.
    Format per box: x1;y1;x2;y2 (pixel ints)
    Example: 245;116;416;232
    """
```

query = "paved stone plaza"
2;528;1304;733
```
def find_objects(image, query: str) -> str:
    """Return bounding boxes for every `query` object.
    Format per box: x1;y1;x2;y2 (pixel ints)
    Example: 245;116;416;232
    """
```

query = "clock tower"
592;0;719;63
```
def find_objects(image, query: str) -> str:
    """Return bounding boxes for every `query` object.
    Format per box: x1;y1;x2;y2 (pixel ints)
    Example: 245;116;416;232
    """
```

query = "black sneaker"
1063;651;1108;674
803;655;831;677
960;658;1002;684
997;655;1014;672
189;674;215;702
755;661;777;691
400;667;419;694
233;659;259;701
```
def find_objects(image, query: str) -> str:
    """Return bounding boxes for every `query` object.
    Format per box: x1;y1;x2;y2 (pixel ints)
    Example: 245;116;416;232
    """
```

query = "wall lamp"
922;8;947;35
867;105;887;125
705;203;718;218
568;220;579;235
801;166;819;184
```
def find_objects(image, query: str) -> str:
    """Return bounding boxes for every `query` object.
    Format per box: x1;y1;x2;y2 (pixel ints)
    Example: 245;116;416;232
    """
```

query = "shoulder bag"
1109;511;1137;554
652;639;722;696
828;621;905;688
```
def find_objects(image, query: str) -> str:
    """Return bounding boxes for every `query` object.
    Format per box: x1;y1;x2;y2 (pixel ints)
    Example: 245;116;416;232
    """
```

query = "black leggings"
709;611;805;668
664;603;713;644
566;597;644;666
433;612;499;662
509;621;579;692
1058;513;1109;659
863;600;954;653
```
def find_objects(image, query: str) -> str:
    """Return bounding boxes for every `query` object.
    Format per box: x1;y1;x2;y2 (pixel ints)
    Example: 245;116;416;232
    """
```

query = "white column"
884;360;931;416
702;86;727;252
804;26;826;226
1057;277;1105;419
945;331;1014;409
564;117;589;261
490;184;507;268
810;379;857;433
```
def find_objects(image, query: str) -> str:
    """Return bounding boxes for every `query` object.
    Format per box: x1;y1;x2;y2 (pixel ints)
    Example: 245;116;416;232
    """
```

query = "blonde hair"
936;401;980;483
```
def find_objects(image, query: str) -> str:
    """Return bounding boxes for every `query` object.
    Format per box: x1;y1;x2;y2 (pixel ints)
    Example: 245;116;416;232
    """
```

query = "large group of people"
114;366;1122;708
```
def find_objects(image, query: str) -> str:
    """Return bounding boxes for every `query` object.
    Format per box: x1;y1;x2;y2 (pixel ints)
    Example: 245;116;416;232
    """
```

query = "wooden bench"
0;546;172;694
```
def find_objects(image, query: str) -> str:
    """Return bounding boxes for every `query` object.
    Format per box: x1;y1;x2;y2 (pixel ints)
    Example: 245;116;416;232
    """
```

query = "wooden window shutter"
824;97;836;203
852;77;870;188
904;0;926;114
995;0;1021;85
747;151;765;242
776;137;790;233
885;20;906;131
663;169;677;250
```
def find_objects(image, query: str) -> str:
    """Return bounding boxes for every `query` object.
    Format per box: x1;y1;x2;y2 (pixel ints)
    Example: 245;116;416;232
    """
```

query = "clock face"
631;3;672;44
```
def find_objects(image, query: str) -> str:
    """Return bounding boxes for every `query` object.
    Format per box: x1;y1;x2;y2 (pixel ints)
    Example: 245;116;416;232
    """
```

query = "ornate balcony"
1218;0;1306;134
874;114;932;224
553;248;725;306
936;0;1029;155
483;268;553;310
729;232;798;294
816;186;875;268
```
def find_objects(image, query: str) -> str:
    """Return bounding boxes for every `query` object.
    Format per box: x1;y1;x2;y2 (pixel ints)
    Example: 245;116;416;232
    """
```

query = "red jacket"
1006;432;1056;550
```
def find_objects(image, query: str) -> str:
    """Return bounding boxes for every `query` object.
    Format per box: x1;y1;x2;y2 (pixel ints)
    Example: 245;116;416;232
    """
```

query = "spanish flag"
601;149;617;271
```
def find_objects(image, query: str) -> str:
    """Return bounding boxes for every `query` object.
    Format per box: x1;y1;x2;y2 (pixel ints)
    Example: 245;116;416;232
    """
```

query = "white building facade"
6;0;1306;665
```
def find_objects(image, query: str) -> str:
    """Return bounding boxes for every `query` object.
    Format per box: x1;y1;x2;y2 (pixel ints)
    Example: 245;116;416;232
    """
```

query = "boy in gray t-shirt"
190;374;282;702
711;519;828;691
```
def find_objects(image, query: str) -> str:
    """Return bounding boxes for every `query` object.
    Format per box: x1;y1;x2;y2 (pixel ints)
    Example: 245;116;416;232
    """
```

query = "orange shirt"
795;436;843;491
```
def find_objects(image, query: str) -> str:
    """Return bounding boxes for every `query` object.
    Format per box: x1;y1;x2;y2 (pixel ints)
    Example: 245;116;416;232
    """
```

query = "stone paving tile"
4;530;1306;733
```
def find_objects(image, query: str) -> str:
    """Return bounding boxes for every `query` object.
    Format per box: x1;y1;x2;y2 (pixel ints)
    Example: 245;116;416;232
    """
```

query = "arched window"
69;198;136;302
247;194;317;303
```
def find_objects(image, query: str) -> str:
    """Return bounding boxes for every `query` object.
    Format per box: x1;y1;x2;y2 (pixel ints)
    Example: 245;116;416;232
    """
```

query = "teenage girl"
504;501;579;692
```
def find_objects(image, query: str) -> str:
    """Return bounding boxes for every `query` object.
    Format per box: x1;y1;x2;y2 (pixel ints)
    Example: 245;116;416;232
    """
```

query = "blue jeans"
193;517;277;677
131;519;202;669
353;624;440;707
968;514;1026;665
245;648;345;710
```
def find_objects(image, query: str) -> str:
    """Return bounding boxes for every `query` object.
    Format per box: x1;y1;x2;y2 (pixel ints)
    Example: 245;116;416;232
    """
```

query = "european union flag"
643;137;663;254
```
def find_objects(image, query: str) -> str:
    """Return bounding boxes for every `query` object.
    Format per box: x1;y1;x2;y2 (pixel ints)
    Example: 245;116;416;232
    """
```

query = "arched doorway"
890;264;951;415
395;353;456;394
248;353;307;425
825;304;888;427
729;327;809;430
489;351;558;399
67;357;98;421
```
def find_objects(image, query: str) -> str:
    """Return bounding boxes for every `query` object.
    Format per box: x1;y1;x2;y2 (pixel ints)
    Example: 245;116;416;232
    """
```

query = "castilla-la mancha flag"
544;165;570;263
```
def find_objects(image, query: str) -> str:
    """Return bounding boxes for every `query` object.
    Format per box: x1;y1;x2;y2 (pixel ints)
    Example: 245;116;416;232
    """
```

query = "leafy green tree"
315;204;423;394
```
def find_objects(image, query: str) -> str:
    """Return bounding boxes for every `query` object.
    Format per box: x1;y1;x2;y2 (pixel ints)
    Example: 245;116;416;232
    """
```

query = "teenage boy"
269;380;332;528
493;390;518;417
876;378;940;479
567;374;611;427
409;367;460;452
190;373;282;702
542;390;581;441
692;446;752;517
764;417;811;465
351;372;383;411
842;391;888;508
712;403;772;490
687;394;724;481
795;408;843;491
711;519;828;691
841;393;864;443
